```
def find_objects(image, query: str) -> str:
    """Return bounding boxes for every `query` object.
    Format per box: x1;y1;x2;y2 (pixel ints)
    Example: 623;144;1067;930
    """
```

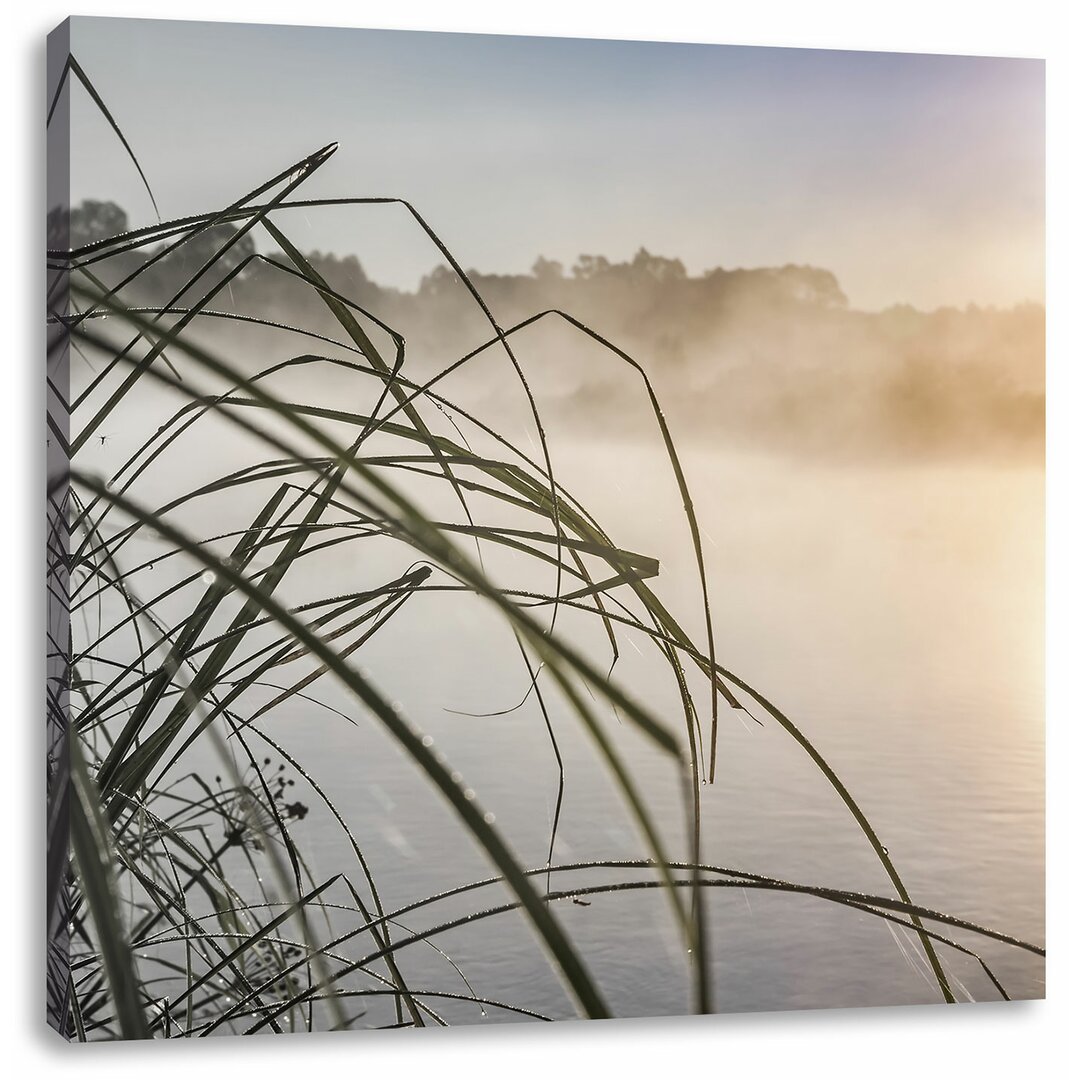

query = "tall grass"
45;53;1043;1038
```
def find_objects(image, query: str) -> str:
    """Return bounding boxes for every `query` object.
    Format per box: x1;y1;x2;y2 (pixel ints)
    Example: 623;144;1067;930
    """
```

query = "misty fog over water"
66;199;1044;464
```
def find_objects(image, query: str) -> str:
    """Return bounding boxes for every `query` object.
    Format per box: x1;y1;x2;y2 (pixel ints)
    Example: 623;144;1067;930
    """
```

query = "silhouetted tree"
69;199;129;249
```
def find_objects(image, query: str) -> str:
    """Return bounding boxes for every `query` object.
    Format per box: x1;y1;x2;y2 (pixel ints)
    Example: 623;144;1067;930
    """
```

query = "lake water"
223;436;1045;1026
78;352;1044;1029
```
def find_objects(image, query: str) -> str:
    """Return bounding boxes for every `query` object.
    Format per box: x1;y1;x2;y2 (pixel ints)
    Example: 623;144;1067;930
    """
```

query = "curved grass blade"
68;736;151;1040
72;472;614;1021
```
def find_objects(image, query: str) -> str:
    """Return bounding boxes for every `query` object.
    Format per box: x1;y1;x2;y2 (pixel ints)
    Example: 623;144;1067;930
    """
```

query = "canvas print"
45;17;1045;1039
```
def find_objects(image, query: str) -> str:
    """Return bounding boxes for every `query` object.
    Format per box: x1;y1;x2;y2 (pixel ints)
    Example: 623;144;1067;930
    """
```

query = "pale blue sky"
64;17;1044;310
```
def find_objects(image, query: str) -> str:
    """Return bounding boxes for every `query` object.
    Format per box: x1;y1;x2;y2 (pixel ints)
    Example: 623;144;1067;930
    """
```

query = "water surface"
243;438;1045;1023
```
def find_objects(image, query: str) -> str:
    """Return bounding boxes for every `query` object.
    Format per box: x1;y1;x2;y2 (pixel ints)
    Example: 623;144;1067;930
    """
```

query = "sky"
62;16;1045;311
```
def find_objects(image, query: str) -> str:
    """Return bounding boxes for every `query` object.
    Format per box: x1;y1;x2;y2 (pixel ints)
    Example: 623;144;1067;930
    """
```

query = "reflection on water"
242;439;1044;1022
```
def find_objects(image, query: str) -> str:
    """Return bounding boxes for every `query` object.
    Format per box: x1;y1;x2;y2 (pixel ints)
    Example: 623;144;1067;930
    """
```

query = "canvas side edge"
45;16;73;1042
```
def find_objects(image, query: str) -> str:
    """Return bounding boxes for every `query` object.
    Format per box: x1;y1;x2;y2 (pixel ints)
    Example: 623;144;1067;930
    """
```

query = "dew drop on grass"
483;811;496;824
201;570;216;585
421;735;434;747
